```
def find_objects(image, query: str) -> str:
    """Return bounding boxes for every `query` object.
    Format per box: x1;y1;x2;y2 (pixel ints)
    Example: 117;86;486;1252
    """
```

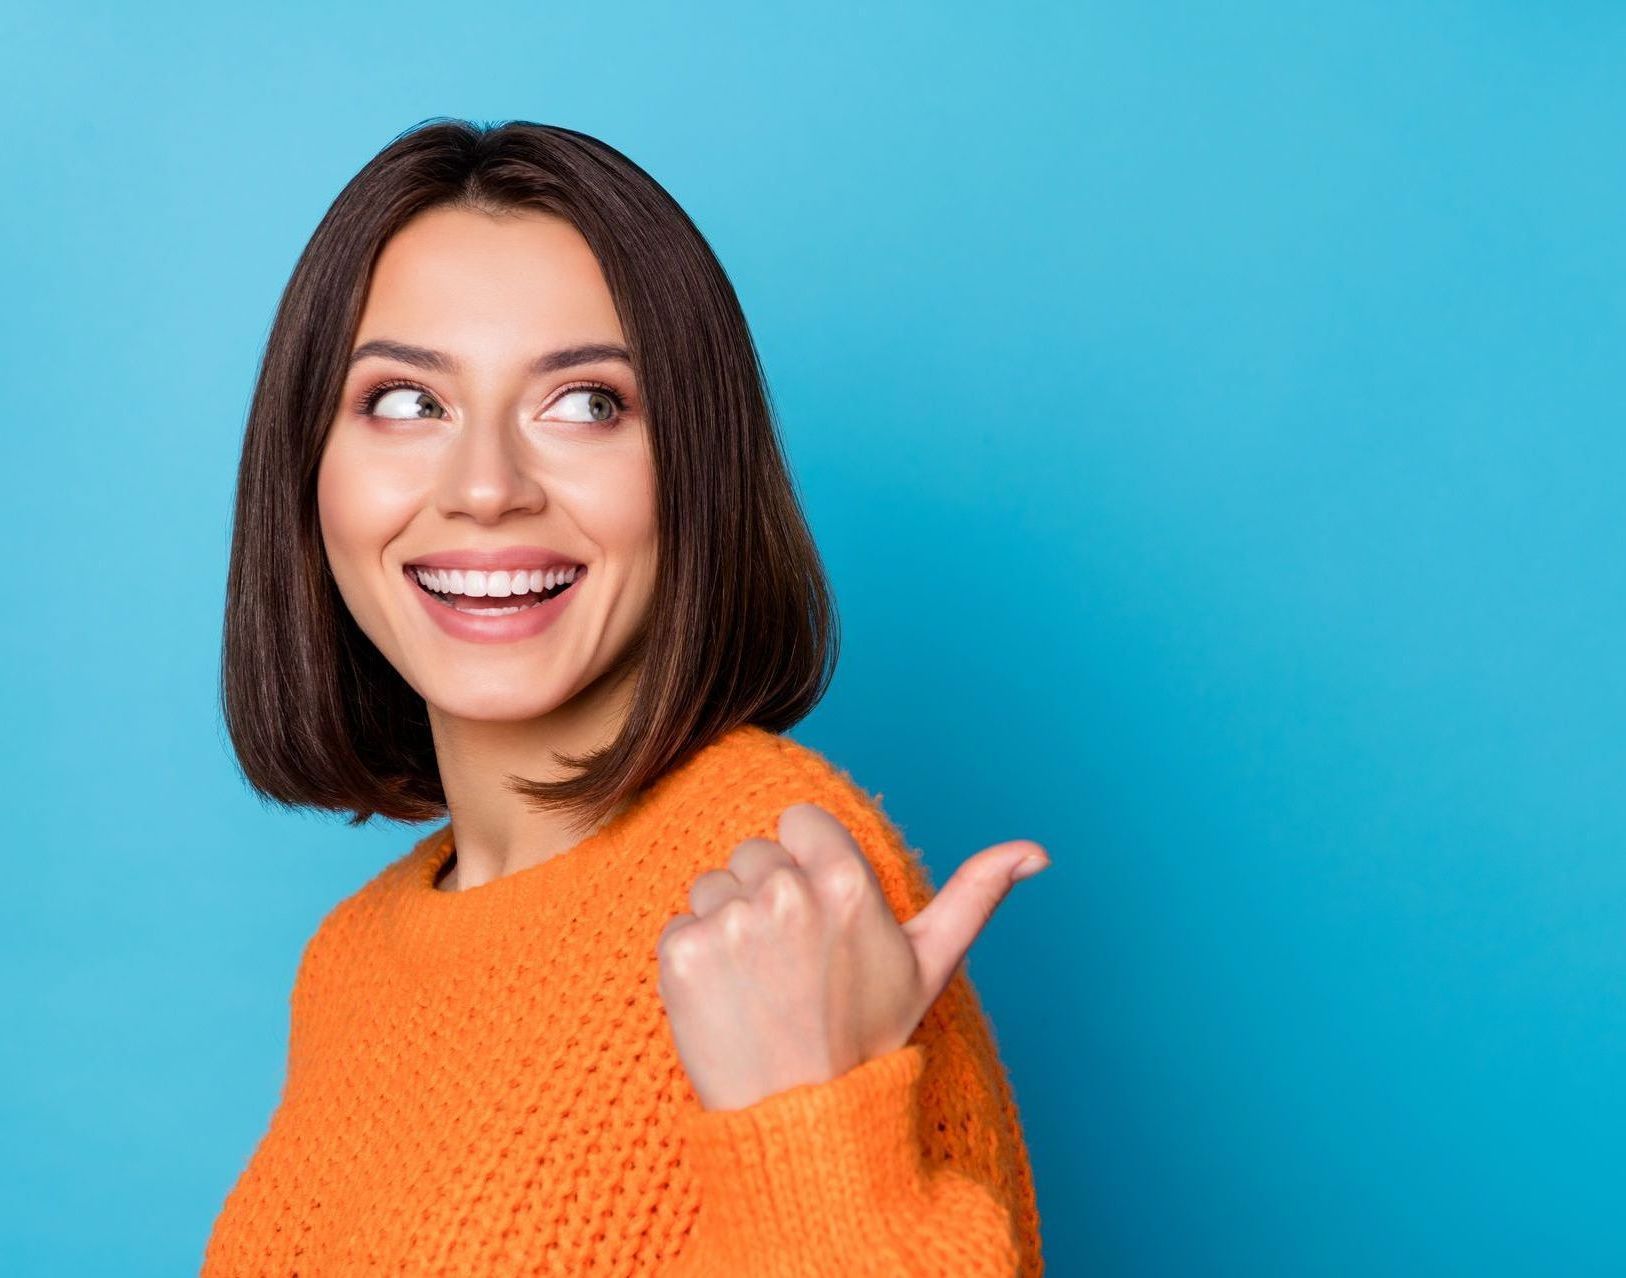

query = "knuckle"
727;841;774;877
657;930;702;979
761;864;812;919
655;912;690;947
687;868;732;912
821;855;872;908
714;895;755;940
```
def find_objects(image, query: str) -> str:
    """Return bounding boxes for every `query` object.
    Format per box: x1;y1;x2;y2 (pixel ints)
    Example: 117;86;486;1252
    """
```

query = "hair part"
221;117;839;832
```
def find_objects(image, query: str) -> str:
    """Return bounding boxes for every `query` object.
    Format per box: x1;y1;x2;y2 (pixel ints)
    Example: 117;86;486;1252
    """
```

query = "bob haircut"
221;117;838;833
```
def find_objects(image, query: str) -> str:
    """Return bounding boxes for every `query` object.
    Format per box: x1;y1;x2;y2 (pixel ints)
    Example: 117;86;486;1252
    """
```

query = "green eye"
363;382;446;419
550;387;624;424
354;378;626;424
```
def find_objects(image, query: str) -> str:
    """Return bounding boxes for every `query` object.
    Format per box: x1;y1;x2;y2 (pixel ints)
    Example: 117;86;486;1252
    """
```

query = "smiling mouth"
405;566;585;615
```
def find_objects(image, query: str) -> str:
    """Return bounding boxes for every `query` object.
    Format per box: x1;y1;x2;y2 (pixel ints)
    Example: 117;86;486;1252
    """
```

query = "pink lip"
403;545;585;572
403;563;586;645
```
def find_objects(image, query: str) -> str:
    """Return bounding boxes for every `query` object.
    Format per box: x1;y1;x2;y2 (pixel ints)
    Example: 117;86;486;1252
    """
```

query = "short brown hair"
221;118;839;832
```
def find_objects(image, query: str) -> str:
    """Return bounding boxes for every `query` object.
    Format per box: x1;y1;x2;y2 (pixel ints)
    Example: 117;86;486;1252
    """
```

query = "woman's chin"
420;685;577;725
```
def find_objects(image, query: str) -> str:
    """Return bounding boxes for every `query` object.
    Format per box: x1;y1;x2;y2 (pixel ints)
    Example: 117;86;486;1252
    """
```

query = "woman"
203;117;1048;1276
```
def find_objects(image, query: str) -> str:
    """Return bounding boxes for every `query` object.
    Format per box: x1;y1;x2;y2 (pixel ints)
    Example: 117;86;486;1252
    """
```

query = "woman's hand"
655;801;1050;1112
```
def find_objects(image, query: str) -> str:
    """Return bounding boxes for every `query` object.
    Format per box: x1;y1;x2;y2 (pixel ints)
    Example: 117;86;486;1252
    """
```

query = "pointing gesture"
655;801;1051;1112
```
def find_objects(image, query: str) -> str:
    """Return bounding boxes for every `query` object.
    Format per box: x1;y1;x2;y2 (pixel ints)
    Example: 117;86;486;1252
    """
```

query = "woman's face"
317;205;657;722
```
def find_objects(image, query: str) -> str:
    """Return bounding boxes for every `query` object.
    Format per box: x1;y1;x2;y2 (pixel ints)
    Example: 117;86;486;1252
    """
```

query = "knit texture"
200;724;1043;1276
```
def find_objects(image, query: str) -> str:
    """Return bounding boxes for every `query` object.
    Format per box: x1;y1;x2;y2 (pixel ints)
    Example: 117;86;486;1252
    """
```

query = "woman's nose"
435;417;549;524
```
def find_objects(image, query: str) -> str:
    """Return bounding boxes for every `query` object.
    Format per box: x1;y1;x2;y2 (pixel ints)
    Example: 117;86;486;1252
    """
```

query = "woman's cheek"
316;429;420;630
570;433;657;548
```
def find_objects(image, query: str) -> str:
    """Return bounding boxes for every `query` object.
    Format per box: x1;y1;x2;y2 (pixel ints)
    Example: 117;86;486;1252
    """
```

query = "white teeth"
411;564;581;597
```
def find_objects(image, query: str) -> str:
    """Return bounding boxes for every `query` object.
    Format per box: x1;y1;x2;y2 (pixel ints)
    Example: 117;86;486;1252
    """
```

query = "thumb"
902;840;1050;1007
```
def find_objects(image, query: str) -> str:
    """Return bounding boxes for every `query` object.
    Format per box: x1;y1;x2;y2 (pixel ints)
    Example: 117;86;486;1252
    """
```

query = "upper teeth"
410;565;580;597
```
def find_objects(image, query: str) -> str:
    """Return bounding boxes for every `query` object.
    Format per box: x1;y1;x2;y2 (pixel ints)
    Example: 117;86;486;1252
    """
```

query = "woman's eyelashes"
352;378;629;425
354;378;445;420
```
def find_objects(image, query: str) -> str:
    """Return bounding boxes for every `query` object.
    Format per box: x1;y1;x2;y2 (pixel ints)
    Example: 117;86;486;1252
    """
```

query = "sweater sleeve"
659;767;1044;1277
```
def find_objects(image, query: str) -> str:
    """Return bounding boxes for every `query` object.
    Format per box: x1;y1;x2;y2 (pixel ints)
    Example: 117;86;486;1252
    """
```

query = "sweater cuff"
676;1043;930;1254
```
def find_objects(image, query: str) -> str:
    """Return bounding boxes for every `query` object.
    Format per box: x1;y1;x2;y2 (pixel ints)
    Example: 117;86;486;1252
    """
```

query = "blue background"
4;2;1624;1274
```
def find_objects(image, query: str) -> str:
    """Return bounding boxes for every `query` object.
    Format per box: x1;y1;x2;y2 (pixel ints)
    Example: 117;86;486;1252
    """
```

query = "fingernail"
1010;855;1050;883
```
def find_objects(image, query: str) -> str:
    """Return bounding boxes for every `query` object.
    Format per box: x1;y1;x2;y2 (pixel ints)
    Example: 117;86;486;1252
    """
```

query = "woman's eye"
370;386;446;420
358;382;621;424
549;388;621;424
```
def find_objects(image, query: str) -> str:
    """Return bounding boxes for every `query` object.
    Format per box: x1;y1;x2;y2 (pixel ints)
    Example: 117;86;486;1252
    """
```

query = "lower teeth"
454;599;543;616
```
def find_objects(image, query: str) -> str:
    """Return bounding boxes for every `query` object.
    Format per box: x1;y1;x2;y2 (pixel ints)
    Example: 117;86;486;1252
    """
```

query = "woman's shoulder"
674;724;938;922
296;827;443;961
285;830;446;1016
692;723;889;811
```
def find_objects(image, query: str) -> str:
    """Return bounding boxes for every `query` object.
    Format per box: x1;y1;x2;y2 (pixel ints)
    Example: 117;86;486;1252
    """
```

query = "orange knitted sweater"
200;724;1043;1276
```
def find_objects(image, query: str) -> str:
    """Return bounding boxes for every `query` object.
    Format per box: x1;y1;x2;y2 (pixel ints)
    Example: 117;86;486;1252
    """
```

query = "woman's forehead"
357;208;626;362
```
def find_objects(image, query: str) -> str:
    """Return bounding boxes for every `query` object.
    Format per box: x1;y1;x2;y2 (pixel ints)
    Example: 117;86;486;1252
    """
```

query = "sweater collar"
381;723;777;954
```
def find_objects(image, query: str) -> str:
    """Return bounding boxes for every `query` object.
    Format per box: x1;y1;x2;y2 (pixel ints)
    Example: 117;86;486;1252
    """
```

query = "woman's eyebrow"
347;339;633;376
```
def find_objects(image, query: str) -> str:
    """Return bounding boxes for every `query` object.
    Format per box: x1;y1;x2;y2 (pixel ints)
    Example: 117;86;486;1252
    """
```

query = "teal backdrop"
4;2;1624;1274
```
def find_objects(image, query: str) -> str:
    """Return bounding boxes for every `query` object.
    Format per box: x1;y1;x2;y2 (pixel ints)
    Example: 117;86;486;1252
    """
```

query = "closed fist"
655;801;1049;1111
